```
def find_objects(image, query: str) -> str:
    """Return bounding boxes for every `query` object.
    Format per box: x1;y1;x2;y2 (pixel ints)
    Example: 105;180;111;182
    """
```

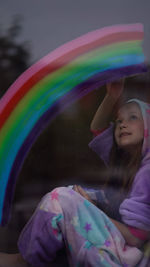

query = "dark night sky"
1;0;150;63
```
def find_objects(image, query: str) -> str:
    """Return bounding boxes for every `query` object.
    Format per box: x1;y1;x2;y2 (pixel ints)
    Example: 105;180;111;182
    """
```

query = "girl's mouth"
119;132;131;138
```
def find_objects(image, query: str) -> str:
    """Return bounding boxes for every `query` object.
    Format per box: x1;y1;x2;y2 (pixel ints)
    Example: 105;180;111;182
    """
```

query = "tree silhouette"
0;17;31;97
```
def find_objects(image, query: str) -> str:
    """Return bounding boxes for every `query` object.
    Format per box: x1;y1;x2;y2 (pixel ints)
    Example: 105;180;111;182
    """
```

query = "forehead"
117;102;142;117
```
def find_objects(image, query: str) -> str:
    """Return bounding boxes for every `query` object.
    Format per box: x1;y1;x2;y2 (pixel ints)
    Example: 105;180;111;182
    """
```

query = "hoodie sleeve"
88;124;113;166
119;166;150;231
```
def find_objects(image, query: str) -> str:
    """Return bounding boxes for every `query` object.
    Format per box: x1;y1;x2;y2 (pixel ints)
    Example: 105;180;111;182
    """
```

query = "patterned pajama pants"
18;187;145;267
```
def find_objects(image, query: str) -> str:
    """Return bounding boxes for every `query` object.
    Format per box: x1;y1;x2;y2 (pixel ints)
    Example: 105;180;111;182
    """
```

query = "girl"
88;80;150;245
1;80;150;267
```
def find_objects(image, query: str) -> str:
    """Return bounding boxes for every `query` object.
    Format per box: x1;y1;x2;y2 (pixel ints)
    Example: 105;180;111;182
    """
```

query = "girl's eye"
130;115;138;120
116;119;122;124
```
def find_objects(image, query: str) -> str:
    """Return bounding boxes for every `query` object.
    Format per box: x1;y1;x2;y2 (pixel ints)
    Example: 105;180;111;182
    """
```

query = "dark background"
0;0;150;254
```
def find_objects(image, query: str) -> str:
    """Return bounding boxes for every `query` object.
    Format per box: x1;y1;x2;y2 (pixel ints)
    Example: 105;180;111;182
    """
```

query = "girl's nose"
120;120;127;129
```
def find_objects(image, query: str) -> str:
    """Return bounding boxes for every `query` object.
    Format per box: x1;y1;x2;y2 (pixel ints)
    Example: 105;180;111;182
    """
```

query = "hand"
106;78;125;101
73;185;95;205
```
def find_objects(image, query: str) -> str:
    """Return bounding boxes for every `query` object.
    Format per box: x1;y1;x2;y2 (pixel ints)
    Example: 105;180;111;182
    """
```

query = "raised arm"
90;79;124;131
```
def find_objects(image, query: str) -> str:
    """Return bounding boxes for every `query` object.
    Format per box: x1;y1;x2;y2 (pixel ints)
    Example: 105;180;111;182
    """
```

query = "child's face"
114;102;144;150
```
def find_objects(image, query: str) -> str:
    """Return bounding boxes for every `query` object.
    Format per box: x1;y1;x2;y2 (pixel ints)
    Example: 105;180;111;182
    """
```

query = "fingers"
73;185;84;196
106;78;125;100
73;185;79;193
107;78;125;89
73;185;92;202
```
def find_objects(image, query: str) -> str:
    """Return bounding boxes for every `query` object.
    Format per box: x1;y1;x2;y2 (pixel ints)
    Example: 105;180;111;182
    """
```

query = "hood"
127;98;150;158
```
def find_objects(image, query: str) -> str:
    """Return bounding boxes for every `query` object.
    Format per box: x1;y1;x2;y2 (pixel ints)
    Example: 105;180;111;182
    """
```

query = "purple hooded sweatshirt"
89;98;150;231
